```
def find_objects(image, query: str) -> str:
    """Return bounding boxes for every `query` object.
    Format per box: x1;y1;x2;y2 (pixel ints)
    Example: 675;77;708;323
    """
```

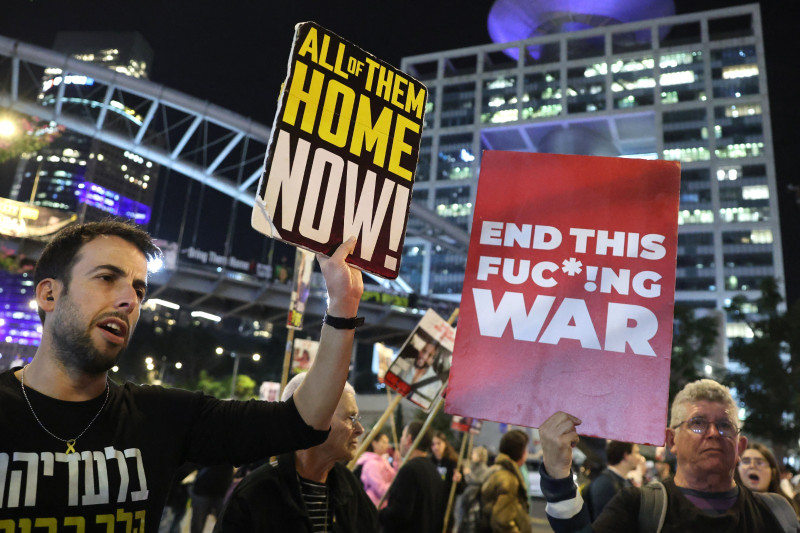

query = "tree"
0;110;64;163
670;304;720;402
725;278;800;459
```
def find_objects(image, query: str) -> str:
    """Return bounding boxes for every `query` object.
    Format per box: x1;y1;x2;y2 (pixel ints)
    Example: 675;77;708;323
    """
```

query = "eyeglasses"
673;417;739;438
347;414;363;428
740;457;768;468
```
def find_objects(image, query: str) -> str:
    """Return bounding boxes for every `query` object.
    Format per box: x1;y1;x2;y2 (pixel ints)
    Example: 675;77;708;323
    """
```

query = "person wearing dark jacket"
380;421;445;533
585;440;641;520
216;376;377;532
191;464;234;533
480;429;532;533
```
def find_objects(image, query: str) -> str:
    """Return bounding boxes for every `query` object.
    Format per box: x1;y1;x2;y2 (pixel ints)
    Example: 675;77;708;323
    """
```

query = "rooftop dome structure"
488;0;675;59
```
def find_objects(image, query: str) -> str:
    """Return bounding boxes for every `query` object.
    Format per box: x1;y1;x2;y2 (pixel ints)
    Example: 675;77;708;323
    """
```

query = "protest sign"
292;338;319;374
374;342;395;384
252;21;426;279
445;151;680;445
451;416;482;435
287;248;316;329
259;381;281;402
384;309;455;411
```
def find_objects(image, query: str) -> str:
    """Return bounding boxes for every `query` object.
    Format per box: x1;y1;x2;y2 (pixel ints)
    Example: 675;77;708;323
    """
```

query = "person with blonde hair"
539;378;800;531
217;374;377;531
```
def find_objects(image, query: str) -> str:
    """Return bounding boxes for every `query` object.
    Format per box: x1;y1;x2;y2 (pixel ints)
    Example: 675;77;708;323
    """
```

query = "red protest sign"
445;151;680;445
252;22;426;279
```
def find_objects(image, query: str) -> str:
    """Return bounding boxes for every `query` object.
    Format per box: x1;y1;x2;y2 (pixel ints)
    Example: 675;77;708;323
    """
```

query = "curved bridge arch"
0;34;468;249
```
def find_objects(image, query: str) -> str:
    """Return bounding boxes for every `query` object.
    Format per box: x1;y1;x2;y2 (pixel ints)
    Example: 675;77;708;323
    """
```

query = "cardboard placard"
451;416;482;435
292;338;319;374
287;248;316;329
259;381;282;402
252;22;427;279
445;151;680;445
384;309;455;411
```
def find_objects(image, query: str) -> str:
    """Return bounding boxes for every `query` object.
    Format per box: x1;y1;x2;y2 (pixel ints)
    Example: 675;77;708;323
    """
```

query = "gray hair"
670;379;739;427
281;373;355;402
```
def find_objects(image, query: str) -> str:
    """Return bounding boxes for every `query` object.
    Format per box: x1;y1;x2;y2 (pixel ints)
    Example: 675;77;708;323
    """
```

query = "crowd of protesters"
3;222;800;533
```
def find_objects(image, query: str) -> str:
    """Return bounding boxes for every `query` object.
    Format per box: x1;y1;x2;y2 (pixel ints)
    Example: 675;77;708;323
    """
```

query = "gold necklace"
20;364;110;454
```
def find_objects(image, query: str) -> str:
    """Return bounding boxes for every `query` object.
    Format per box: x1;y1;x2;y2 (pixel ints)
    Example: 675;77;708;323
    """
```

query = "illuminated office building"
2;33;157;365
399;3;783;351
9;32;157;224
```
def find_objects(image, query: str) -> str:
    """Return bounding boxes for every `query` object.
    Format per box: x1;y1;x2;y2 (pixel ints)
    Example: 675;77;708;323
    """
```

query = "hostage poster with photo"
384;309;455;411
292;338;320;374
451;416;482;435
260;381;282;402
445;151;680;445
252;21;427;279
287;248;316;329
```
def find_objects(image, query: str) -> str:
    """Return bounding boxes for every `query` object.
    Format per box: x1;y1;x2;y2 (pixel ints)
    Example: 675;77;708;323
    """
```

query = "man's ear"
665;427;677;455
737;434;748;457
36;279;61;314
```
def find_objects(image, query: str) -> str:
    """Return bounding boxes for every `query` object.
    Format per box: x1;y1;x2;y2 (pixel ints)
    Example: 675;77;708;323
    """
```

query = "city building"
1;32;158;364
8;31;158;224
399;3;783;366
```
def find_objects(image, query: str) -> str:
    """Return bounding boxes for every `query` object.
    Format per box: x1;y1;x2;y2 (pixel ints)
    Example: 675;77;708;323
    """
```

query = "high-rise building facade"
2;32;158;365
9;31;158;224
399;4;783;350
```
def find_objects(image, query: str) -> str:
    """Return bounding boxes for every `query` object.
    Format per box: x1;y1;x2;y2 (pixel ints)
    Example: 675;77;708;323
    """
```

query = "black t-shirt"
0;368;327;532
380;457;445;533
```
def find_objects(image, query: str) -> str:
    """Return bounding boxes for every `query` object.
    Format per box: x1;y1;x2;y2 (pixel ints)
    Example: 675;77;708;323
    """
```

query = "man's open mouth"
96;318;128;339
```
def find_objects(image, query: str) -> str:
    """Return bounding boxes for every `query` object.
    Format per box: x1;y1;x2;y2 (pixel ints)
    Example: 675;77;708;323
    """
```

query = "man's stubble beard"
50;294;128;375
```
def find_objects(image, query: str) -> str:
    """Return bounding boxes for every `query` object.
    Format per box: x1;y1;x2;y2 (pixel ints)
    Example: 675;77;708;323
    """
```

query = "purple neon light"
75;181;151;223
488;0;675;59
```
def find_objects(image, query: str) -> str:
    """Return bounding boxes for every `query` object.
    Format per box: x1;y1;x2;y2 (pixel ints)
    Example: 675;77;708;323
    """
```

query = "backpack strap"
752;491;800;532
638;481;667;533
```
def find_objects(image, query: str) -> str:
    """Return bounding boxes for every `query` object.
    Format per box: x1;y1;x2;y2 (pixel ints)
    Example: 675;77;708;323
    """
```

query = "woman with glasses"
735;442;800;518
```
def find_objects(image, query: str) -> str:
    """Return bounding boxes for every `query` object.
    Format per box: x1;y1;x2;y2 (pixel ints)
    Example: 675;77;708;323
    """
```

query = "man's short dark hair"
406;421;433;450
606;441;634;466
499;429;529;462
34;220;161;322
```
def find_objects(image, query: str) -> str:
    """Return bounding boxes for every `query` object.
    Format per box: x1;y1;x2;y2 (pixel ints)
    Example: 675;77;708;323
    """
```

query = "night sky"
2;0;797;303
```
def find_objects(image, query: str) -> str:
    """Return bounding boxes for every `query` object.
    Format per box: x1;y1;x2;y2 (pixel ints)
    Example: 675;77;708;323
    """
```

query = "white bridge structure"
0;35;463;341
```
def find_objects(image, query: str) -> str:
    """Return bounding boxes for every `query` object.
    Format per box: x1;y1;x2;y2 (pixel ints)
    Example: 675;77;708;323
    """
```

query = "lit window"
722;64;758;79
742;185;769;200
660;71;696;86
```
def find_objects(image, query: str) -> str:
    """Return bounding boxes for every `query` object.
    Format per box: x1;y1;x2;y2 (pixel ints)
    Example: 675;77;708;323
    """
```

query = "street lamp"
144;356;181;384
216;346;261;399
0;119;15;137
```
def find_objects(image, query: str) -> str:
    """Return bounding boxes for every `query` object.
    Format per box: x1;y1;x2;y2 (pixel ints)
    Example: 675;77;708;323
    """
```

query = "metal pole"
442;432;469;533
230;352;240;399
280;329;295;397
387;388;399;450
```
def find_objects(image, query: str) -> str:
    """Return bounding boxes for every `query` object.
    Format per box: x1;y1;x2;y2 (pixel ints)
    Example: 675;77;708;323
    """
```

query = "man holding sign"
538;379;799;531
446;151;681;446
0;221;363;531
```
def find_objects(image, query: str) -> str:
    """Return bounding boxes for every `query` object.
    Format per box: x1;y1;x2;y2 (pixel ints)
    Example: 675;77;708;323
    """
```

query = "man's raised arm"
539;412;593;533
293;237;363;430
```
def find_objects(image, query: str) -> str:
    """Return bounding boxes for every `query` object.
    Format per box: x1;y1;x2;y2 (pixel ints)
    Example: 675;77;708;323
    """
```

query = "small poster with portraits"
287;248;316;329
259;381;282;402
384;309;455;411
374;342;395;384
451;416;483;435
292;338;319;374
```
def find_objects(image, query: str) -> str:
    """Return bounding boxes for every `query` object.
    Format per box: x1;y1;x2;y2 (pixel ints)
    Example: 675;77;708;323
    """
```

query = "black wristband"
323;313;364;329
